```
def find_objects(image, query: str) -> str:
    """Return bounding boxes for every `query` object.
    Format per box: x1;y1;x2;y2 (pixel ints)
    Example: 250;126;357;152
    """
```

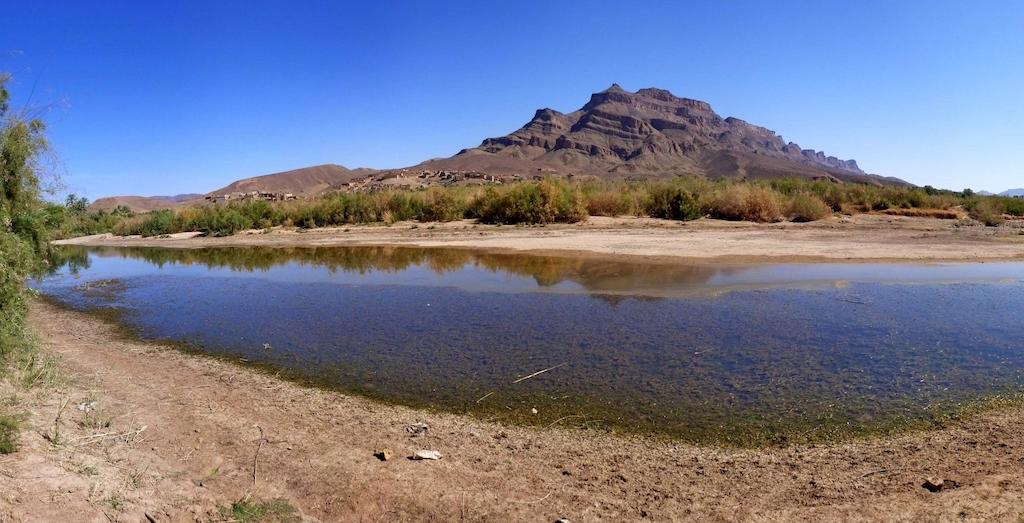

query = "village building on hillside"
205;191;297;203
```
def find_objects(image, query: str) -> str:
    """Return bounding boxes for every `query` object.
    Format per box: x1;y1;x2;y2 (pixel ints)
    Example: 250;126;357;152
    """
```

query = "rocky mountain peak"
416;85;903;186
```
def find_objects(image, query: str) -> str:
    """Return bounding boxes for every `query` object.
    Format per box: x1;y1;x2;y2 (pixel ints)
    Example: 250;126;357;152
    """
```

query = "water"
34;245;1024;444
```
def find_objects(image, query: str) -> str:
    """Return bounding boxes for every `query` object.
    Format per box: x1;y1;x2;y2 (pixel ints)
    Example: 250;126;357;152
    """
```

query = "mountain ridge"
415;84;904;186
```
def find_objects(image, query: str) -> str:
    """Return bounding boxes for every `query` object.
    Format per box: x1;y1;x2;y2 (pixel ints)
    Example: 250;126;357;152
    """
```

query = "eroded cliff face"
435;84;901;185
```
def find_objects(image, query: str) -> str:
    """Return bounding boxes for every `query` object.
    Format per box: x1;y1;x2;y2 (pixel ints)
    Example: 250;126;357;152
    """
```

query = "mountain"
999;189;1024;197
206;164;368;196
416;84;906;185
89;193;202;212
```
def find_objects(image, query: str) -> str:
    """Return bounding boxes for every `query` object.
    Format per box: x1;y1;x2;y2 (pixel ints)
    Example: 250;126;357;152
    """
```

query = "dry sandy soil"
2;301;1024;522
54;215;1024;264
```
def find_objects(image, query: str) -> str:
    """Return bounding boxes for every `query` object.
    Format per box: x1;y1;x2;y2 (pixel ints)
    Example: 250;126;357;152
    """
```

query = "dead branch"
253;425;266;487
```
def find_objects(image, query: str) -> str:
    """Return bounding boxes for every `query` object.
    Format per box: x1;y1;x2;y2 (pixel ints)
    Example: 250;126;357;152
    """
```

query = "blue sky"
2;0;1022;198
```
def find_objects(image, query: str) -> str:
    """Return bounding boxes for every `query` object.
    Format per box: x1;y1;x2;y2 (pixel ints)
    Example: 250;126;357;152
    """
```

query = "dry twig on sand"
253;425;266;486
71;425;147;447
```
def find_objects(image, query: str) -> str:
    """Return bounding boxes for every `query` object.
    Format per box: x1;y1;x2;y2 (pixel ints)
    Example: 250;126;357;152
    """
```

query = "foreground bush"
468;178;587;224
1;73;56;455
709;185;784;223
0;74;49;362
786;192;833;222
644;184;703;221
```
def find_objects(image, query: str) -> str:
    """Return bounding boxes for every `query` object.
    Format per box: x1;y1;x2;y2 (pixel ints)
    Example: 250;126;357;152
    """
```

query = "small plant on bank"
0;414;20;454
219;496;300;523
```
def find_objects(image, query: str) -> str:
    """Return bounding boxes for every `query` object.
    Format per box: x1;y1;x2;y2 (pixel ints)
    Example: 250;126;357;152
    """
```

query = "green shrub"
468;178;587;224
786;192;833;222
138;210;176;236
420;188;464;221
1003;197;1024;217
0;415;20;454
970;199;1005;226
644;184;702;221
218;497;299;523
1;73;50;365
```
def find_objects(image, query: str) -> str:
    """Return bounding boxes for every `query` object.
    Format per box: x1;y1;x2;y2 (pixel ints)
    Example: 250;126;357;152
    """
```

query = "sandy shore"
1;301;1023;521
54;215;1024;264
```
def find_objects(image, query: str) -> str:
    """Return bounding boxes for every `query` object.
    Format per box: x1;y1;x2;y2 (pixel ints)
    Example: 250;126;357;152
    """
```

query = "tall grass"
80;177;1024;238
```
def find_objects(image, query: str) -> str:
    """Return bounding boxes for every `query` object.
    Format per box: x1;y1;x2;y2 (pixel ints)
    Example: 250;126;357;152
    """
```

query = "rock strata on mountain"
417;84;905;185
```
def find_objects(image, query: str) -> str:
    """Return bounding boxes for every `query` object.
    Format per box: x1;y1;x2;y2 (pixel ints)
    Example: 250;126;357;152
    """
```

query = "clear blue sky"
2;0;1022;198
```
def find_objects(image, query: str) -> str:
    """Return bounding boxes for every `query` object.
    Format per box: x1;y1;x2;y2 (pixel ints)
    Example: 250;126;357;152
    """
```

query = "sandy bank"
54;215;1024;264
2;300;1024;520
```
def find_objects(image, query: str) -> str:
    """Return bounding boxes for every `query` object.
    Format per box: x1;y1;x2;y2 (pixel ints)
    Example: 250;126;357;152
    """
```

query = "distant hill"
1000;189;1024;197
206;164;369;196
414;84;907;186
89;193;201;212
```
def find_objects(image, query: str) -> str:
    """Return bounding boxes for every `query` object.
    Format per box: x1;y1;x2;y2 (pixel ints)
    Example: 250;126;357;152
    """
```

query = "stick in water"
512;363;567;384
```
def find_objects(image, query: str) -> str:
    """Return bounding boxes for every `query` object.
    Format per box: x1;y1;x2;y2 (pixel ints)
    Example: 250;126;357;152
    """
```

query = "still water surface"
35;246;1024;444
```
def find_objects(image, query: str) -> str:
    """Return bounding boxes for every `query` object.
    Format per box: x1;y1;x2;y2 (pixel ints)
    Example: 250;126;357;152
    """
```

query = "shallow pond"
34;245;1024;444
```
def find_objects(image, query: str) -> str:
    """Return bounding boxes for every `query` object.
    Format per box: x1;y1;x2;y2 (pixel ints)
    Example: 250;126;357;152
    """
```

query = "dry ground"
55;214;1024;264
2;301;1024;521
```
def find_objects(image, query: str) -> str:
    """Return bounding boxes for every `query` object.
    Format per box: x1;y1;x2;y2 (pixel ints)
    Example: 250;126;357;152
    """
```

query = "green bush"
786;192;833;222
420;188;464;221
1;73;50;363
468;178;587;224
969;198;1005;226
1002;197;1024;217
0;415;19;454
644;184;702;221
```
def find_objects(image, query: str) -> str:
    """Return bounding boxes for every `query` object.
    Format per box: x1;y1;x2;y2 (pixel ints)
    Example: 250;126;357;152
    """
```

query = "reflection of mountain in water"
59;245;750;298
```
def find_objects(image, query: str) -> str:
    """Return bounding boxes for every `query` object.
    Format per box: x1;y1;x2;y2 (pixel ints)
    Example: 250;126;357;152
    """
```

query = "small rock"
411;450;442;460
555;519;570;523
77;402;97;413
406;422;429;437
922;477;959;492
531;408;538;415
374;449;393;461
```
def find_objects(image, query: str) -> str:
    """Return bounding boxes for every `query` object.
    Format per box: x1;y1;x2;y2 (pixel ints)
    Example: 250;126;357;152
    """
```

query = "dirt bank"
2;300;1023;521
54;215;1024;264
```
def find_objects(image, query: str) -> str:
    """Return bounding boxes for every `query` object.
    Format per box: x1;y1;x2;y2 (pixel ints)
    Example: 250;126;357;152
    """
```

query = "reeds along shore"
56;177;1024;238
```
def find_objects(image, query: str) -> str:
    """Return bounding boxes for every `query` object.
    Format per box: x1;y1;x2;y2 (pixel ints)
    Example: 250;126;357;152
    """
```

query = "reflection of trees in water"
42;246;91;277
55;245;752;296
